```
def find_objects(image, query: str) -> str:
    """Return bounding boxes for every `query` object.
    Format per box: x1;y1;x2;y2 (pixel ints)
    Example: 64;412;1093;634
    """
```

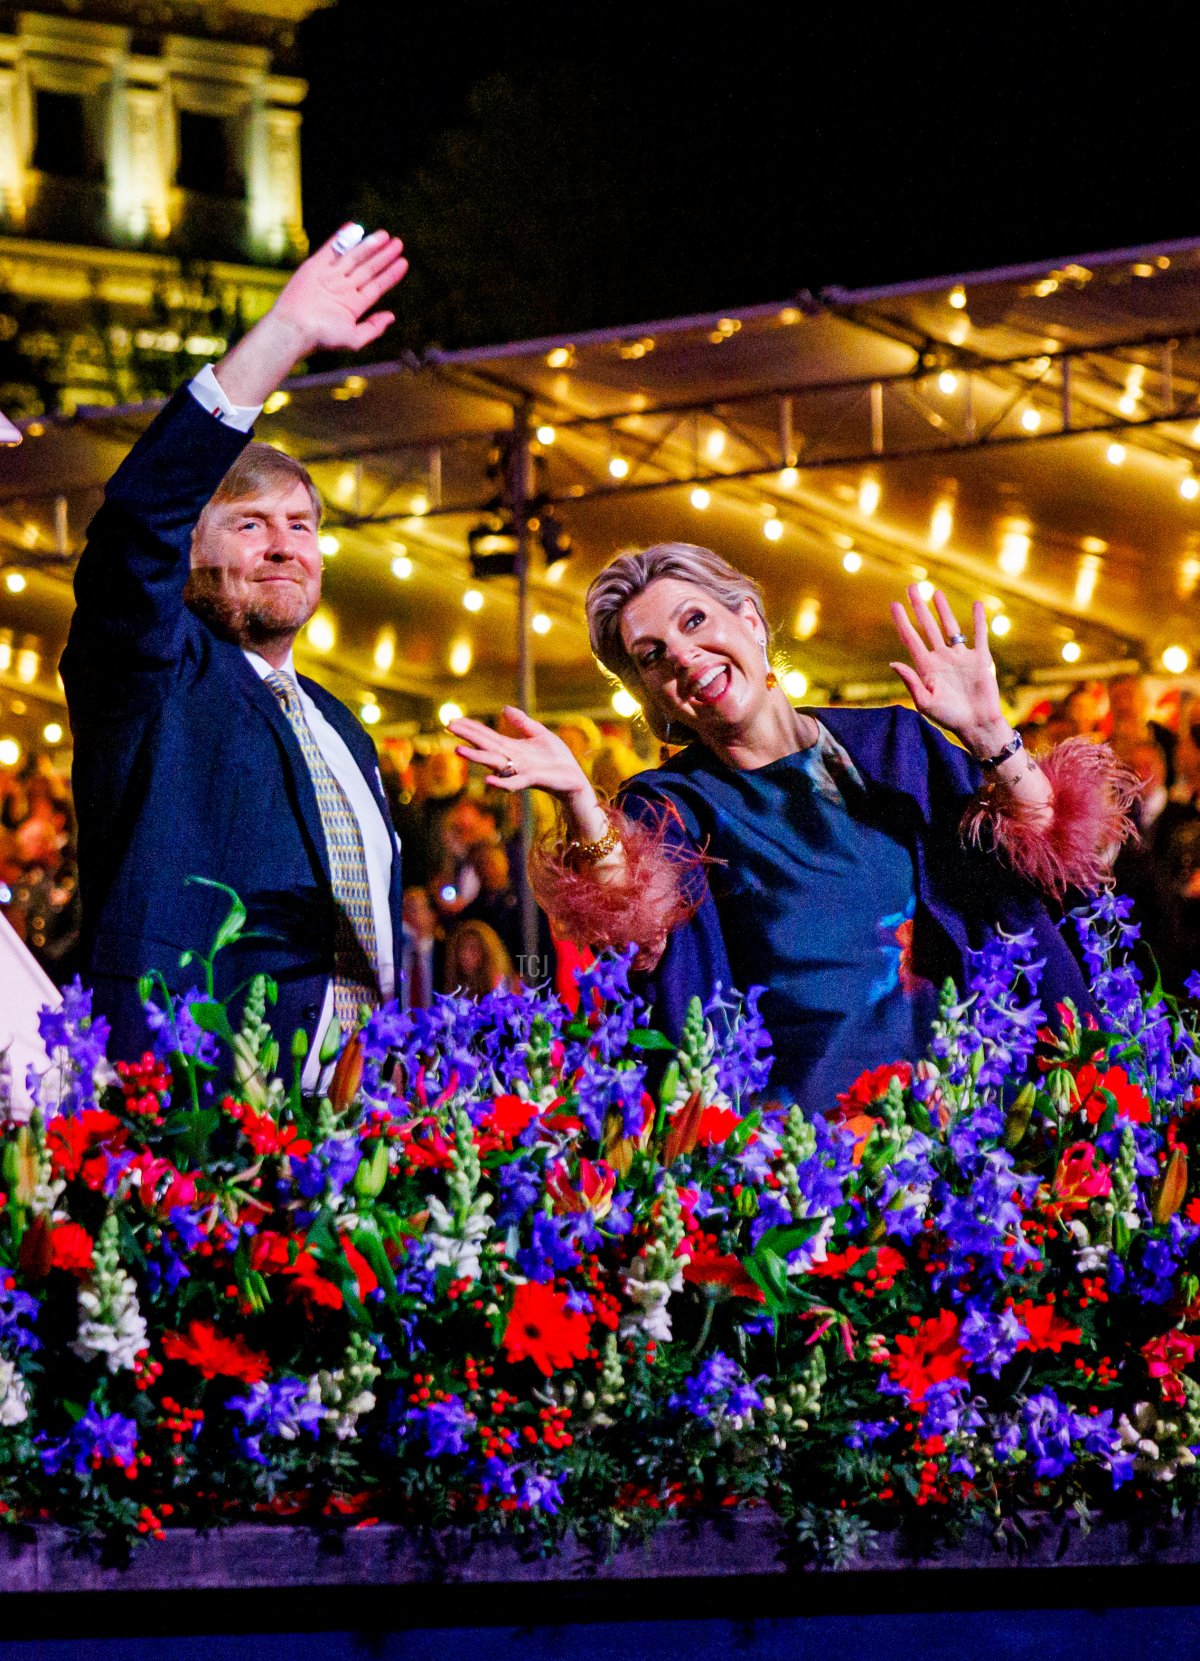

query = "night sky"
296;2;1200;350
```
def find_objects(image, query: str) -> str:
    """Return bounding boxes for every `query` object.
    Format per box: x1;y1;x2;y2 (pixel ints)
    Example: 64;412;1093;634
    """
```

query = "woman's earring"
761;639;778;691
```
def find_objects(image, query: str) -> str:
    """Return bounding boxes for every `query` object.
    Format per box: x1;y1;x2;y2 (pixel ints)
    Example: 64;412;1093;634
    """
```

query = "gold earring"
765;669;779;690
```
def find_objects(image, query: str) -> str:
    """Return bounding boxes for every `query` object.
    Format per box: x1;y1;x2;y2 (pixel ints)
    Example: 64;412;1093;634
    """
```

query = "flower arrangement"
2;886;1200;1561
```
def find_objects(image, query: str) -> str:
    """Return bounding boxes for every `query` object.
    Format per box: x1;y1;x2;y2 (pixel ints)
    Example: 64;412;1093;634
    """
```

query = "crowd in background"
7;681;1200;1003
0;754;80;981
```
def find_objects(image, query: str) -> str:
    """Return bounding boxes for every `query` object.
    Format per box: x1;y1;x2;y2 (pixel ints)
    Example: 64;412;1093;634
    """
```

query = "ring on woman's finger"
495;763;519;779
947;632;968;647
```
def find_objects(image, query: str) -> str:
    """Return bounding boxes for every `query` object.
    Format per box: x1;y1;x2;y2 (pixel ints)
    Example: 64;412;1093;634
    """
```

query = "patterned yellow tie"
264;670;380;1033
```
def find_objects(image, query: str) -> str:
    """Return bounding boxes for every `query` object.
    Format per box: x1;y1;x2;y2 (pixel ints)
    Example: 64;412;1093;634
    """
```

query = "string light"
999;528;1030;576
439;701;464;724
306;614;335;652
858;477;880;516
1074;554;1101;608
373;630;395;672
390;553;413;579
4;572;25;593
0;739;18;766
611;688;640;718
15;649;37;684
842;550;863;573
409;494;429;517
545;347;572;369
360;701;381;725
1021;408;1041;432
937;371;958;395
705;429;726;461
318;533;339;556
463;589;484;613
990;614;1012;637
42;722;62;744
536;425;557;445
449;640;473;676
916;579;935;601
1106;442;1127;466
690;487;711;510
930;501;954;551
1182;476;1200;501
1061;640;1082;663
609;457;630;479
531;612;552;635
781;669;808;699
948;287;967;309
779;467;799;487
262;390;290;415
1163;645;1190;674
794;599;820;639
763;517;784;541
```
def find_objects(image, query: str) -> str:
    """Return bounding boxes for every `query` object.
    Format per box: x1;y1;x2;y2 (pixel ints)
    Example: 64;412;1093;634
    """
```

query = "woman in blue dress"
448;544;1134;1110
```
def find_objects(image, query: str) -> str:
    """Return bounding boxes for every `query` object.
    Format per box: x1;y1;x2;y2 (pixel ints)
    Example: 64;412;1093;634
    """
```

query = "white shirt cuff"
188;364;263;433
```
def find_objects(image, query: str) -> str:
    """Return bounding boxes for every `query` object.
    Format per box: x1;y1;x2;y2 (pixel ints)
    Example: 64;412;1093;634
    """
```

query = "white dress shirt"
188;367;398;1084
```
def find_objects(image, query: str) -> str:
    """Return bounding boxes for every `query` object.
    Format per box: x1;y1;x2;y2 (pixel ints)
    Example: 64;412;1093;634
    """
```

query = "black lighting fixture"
467;517;518;579
538;510;572;574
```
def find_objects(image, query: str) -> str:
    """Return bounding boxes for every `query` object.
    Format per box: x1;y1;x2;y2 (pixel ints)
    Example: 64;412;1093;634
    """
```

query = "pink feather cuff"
961;737;1141;901
527;803;709;968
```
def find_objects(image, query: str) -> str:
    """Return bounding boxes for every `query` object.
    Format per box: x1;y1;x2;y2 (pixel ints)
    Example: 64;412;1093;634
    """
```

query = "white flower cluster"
0;1358;29;1427
317;1334;380;1441
71;1215;147;1374
424;1192;492;1284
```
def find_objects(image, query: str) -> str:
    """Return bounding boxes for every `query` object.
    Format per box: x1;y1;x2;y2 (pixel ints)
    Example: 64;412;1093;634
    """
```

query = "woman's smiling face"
618;577;768;739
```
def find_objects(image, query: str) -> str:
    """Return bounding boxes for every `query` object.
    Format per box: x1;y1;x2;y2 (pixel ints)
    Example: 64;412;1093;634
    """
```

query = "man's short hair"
192;443;322;561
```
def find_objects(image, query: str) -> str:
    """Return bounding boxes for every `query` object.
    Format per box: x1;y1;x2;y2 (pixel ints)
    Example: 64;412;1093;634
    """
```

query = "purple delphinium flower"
406;1396;475;1458
958;1305;1027;1378
671;1350;764;1424
704;983;774;1104
0;1282;40;1354
40;1405;137;1478
518;1468;566;1514
515;1213;580;1284
291;1137;361;1201
142;987;220;1068
496;1156;543;1229
34;980;110;1116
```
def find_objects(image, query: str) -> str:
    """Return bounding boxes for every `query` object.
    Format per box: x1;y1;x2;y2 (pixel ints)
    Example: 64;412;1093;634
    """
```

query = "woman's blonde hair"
585;543;769;739
444;918;513;998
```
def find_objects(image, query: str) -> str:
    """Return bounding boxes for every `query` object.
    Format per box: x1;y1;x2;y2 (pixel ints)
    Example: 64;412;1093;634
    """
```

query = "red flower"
682;1248;765;1302
161;1319;270;1383
888;1309;966;1404
341;1237;379;1300
806;1243;907;1288
694;1105;742;1146
1143;1330;1200;1404
484;1095;537;1138
1047;1142;1113;1215
48;1221;94;1276
1073;1063;1151;1125
46;1111;123;1181
285;1249;344;1311
1012;1300;1082;1353
223;1099;311;1159
502;1280;592;1376
547;1158;617;1221
250;1230;295;1274
836;1062;913;1115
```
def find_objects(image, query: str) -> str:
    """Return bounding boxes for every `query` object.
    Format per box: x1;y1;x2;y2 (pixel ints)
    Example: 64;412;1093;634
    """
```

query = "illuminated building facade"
0;0;327;416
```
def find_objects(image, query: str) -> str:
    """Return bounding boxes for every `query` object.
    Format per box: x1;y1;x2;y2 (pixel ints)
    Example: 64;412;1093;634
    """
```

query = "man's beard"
185;571;316;649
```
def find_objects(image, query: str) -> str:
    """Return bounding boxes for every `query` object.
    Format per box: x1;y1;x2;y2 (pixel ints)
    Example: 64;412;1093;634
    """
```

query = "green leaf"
188;1000;235;1044
629;1028;677;1051
752;1220;823;1260
185;876;248;956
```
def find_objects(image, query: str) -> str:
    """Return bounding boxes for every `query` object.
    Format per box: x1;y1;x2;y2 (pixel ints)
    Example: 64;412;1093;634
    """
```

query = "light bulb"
842;551;863;574
937;370;958;395
858;477;880;516
611;688;640;718
1106;442;1127;466
449;640;473;676
4;572;25;593
690;487;711;510
781;669;808;699
609;457;630;479
0;738;19;766
360;701;381;725
306;613;335;652
1061;640;1082;663
463;589;484;613
948;286;967;309
42;721;63;744
391;553;413;579
990;614;1012;637
1163;645;1190;674
763;517;784;541
531;612;552;635
1021;408;1041;432
318;533;340;556
439;701;464;725
536;425;556;445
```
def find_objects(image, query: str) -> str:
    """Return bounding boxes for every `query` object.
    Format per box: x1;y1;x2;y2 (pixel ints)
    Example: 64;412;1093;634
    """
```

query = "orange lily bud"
1153;1147;1189;1225
328;1031;364;1114
663;1091;704;1164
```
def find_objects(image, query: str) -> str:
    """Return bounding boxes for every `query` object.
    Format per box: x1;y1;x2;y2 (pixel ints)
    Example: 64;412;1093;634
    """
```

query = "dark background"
296;0;1200;350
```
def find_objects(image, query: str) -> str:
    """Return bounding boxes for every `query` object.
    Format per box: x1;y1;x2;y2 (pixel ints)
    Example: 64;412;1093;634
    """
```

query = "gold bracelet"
564;818;621;865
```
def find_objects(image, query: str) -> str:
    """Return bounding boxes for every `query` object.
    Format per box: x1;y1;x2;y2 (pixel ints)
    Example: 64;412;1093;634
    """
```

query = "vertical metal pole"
1162;342;1176;416
506;404;539;968
1060;356;1073;431
779;396;796;468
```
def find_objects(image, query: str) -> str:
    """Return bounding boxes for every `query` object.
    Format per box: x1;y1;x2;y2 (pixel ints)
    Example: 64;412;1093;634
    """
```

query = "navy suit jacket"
60;386;404;1062
621;703;1093;1044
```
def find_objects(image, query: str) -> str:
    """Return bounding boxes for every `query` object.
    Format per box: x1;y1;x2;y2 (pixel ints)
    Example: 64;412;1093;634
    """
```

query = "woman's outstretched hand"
448;707;593;802
889;586;1009;755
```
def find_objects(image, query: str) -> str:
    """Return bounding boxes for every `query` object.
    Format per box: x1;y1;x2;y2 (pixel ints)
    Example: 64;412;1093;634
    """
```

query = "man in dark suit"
61;224;409;1079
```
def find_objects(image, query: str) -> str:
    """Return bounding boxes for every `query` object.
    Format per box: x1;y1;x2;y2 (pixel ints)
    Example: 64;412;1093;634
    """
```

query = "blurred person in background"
1107;673;1177;783
444;918;513;998
400;885;443;1011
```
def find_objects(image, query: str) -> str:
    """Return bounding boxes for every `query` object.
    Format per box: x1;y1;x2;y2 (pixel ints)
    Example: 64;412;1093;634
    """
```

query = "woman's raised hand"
889;586;1007;752
448;707;594;802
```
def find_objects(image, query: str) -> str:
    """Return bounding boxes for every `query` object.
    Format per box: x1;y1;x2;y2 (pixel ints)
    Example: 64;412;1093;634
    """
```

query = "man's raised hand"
271;226;409;356
212;225;408;407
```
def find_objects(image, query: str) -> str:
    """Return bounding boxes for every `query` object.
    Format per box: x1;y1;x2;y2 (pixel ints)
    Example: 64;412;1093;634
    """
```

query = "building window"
32;89;88;177
177;111;237;195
